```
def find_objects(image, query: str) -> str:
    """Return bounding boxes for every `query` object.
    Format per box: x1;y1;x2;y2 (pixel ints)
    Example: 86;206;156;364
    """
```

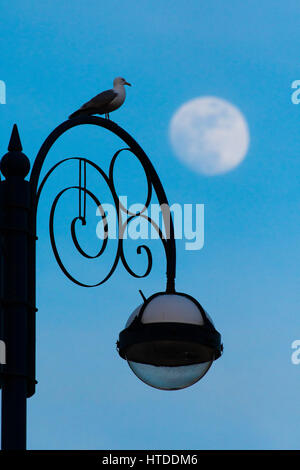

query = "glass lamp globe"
117;292;222;391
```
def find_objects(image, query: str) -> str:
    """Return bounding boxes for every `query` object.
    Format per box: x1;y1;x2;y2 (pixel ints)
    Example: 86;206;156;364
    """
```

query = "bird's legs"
105;113;110;119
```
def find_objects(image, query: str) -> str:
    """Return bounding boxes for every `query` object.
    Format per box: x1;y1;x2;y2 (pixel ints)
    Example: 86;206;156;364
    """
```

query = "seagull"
68;77;132;119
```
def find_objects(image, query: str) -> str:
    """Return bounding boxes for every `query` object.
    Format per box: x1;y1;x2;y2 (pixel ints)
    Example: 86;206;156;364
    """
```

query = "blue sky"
1;0;300;449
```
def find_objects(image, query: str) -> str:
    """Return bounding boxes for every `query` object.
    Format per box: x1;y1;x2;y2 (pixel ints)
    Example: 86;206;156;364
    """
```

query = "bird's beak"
124;81;132;86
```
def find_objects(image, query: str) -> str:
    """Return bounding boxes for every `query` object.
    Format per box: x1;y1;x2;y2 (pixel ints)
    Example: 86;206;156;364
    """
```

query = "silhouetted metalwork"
0;116;177;449
31;116;176;291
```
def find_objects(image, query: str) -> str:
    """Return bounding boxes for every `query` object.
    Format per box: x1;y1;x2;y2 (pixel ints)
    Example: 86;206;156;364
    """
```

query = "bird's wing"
80;89;118;110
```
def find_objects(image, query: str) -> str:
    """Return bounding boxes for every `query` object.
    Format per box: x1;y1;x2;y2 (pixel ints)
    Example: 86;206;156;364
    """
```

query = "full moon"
169;96;249;175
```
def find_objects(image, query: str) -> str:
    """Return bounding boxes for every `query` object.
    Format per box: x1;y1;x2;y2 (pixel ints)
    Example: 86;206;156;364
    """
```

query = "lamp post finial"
8;124;23;152
0;124;30;179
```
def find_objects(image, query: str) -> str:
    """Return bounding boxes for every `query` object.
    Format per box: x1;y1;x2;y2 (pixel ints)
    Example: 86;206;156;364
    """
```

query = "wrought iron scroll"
30;116;176;292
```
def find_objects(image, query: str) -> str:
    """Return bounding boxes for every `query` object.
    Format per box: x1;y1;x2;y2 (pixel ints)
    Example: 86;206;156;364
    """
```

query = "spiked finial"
8;124;23;152
0;124;30;178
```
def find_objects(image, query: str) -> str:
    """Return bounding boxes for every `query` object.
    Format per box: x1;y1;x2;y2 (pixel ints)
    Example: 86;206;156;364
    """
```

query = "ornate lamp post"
0;116;223;450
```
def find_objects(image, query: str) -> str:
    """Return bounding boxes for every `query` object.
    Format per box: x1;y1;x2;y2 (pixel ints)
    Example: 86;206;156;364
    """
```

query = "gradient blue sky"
1;0;300;450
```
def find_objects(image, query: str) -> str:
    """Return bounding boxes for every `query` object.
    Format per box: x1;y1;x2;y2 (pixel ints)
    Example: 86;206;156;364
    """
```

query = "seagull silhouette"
69;77;132;120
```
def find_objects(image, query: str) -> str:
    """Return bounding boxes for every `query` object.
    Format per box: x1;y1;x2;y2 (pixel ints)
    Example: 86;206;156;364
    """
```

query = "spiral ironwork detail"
30;116;176;292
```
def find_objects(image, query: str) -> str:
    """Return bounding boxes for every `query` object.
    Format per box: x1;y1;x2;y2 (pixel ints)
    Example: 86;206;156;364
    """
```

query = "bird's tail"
68;109;85;119
68;107;99;119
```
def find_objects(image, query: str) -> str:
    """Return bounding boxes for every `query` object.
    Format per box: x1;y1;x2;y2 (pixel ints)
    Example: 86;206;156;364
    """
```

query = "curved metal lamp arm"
30;116;176;292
